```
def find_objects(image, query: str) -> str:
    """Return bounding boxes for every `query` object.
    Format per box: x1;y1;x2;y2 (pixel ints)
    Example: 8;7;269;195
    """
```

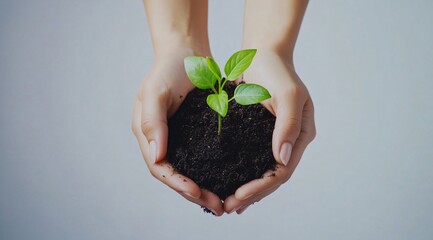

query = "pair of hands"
131;47;316;216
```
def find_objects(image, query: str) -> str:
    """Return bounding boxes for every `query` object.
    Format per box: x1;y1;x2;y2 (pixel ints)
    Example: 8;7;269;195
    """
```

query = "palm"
224;51;316;214
132;49;225;216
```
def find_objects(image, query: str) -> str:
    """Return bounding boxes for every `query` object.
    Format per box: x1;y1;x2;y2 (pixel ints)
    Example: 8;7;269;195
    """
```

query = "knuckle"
140;119;154;136
155;85;171;103
140;118;167;139
308;126;317;141
276;85;306;99
131;113;142;138
280;172;292;184
303;121;317;143
286;118;302;135
149;169;158;179
142;81;171;101
131;120;139;137
297;129;316;145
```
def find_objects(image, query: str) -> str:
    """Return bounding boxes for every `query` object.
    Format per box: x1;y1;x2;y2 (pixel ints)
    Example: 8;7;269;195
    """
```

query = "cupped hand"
131;47;224;216
224;50;316;214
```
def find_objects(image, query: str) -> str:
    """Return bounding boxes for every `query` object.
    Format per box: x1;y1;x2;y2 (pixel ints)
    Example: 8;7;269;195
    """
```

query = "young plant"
184;49;271;135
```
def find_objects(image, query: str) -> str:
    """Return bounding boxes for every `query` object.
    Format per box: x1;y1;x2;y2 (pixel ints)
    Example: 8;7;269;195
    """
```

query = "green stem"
218;114;222;135
228;96;235;102
220;77;228;92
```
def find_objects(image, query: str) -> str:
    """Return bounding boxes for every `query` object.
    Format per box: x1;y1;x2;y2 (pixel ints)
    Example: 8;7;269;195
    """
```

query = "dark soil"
167;83;276;200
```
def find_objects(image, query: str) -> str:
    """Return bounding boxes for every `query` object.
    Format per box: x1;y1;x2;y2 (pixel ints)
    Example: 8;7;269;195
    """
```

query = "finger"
225;110;315;214
236;205;250;215
283;98;316;175
283;137;309;182
141;86;170;164
180;189;224;216
233;100;316;201
233;124;314;202
152;162;202;199
224;185;279;214
272;91;304;166
233;167;285;201
133;99;201;199
225;185;279;214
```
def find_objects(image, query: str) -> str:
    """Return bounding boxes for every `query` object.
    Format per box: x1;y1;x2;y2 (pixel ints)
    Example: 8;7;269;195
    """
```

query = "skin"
224;0;316;215
132;0;315;216
132;0;224;216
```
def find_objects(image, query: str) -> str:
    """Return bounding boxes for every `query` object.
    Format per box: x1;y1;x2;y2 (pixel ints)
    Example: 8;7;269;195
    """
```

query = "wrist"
243;45;295;68
154;35;211;59
243;31;295;57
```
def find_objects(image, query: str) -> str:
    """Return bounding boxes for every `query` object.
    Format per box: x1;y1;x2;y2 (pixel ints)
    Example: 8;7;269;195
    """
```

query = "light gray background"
1;0;433;239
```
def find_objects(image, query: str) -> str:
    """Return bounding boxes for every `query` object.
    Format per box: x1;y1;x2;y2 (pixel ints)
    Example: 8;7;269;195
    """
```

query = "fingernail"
149;140;156;163
182;192;200;200
279;142;292;166
237;205;250;215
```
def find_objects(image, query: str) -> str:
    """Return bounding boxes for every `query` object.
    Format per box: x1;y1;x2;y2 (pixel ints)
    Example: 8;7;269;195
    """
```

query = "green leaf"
224;49;257;81
184;56;217;89
206;91;228;117
206;57;222;80
234;83;271;105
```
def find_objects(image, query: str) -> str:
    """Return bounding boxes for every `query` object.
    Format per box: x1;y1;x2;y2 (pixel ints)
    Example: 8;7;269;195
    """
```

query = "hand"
131;47;224;216
224;50;316;214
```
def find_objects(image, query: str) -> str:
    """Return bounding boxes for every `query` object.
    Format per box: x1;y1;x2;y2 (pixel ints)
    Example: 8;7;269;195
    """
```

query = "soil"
167;82;276;200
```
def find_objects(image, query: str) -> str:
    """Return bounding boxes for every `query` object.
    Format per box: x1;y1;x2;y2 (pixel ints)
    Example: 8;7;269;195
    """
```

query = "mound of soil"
167;83;276;200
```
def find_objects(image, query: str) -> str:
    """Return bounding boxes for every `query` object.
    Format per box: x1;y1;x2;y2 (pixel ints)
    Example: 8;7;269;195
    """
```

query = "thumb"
272;94;303;166
141;90;169;164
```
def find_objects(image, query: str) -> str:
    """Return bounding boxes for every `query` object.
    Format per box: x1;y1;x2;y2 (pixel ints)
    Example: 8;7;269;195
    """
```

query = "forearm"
143;0;211;57
242;0;308;63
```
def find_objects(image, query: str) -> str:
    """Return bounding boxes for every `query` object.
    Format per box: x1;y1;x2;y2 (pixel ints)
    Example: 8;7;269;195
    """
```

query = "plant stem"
211;86;218;94
217;77;222;91
218;114;222;135
220;77;227;92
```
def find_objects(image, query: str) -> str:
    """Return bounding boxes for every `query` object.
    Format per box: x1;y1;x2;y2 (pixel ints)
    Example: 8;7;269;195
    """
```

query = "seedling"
184;49;271;135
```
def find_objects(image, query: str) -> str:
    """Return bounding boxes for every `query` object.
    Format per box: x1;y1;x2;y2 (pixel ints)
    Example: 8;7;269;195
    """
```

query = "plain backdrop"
1;0;433;239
